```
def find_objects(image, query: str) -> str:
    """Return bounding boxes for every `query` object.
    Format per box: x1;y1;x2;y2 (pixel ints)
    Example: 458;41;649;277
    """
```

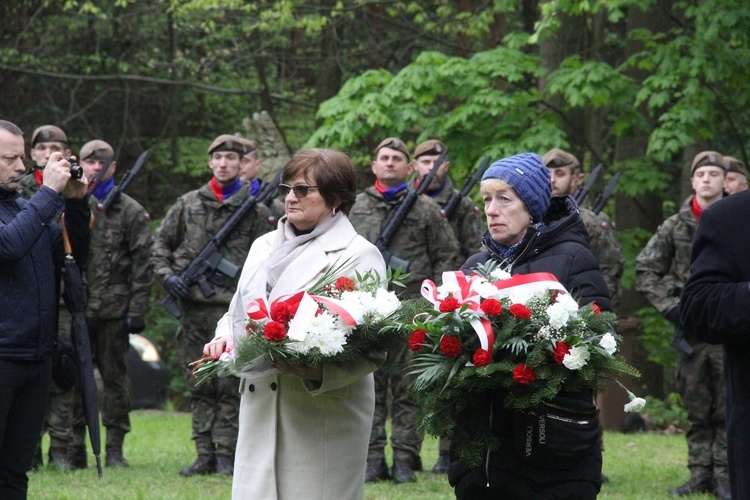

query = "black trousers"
0;358;51;500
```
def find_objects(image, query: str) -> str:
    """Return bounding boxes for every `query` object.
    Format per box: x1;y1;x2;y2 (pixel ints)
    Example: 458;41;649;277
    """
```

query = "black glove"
123;316;146;334
165;275;190;300
665;307;682;328
51;337;79;391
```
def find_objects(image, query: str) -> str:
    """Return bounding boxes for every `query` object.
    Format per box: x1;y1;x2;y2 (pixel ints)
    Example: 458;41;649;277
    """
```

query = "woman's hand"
204;335;234;360
273;357;323;382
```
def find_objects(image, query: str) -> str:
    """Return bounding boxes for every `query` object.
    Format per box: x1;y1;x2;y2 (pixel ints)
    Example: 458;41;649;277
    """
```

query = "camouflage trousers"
675;342;727;479
368;341;423;463
43;308;74;449
71;317;131;448
176;305;239;457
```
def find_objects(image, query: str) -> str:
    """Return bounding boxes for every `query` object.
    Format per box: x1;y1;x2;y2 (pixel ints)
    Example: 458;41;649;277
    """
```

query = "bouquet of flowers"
402;261;643;464
191;260;406;383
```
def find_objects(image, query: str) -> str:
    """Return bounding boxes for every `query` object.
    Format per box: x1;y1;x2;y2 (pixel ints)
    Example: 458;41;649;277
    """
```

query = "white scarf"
264;211;343;291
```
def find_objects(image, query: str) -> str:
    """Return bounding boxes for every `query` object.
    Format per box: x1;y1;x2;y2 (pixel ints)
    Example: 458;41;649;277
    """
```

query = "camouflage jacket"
151;181;273;307
18;173;41;201
579;207;624;307
409;177;483;262
349;186;460;298
635;196;696;315
85;192;153;320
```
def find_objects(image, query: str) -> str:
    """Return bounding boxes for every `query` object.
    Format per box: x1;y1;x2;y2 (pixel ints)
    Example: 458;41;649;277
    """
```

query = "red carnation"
472;348;492;367
263;321;287;342
509;303;532;319
480;298;502;317
552;341;570;364
512;363;536;385
591;302;601;315
439;336;462;357
335;276;356;292
439;297;461;313
270;302;292;323
408;329;426;351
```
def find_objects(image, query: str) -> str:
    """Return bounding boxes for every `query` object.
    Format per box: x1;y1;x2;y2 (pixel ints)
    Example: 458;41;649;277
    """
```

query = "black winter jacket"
451;195;611;499
0;186;90;361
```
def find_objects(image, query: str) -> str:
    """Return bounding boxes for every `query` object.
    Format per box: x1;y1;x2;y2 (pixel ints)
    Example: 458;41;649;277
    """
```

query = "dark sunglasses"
278;183;319;199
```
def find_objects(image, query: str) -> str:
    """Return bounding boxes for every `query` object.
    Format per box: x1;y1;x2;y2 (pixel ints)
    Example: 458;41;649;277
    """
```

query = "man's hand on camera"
42;153;87;198
42;152;72;193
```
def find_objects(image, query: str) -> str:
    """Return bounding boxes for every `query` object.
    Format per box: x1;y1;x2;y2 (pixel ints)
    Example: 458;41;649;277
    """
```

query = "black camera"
65;157;84;180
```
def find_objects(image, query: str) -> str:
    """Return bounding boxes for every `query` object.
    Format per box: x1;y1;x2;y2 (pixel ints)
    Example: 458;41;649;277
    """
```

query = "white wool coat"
215;215;386;499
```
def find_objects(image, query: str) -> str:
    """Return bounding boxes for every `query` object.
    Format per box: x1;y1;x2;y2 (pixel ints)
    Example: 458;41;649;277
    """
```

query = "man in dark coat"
680;189;750;500
0;120;90;499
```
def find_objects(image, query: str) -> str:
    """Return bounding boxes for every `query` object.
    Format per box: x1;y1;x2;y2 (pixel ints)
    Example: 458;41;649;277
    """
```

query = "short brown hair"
282;149;358;215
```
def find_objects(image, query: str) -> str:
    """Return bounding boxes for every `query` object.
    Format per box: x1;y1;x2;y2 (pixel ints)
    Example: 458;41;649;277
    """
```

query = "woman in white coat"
205;148;386;499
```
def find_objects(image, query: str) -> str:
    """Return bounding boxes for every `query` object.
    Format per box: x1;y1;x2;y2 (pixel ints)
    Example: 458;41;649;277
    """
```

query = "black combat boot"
48;446;74;471
31;445;43;471
105;446;130;468
431;450;450;474
714;476;732;500
392;458;416;483
179;454;216;476
215;454;234;476
364;457;389;482
67;445;88;470
669;473;712;495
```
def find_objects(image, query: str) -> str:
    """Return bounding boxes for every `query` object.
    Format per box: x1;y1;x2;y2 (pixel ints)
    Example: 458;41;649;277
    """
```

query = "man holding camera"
65;140;153;470
17;125;78;471
0;120;90;499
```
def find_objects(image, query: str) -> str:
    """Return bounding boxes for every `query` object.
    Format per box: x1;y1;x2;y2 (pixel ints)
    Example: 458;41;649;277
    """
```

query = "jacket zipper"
546;413;591;425
485;397;493;488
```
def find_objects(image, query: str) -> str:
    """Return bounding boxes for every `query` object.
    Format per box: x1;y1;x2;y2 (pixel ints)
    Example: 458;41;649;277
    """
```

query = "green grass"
30;410;714;499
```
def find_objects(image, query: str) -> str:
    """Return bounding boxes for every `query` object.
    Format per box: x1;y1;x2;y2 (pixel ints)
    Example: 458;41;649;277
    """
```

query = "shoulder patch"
599;221;609;230
144;212;151;221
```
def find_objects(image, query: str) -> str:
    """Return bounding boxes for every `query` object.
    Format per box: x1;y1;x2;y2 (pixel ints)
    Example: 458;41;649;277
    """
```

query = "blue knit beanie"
482;153;551;222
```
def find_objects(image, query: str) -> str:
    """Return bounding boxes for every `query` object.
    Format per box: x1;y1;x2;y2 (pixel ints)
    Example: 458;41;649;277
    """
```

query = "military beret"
375;137;410;160
414;139;447;159
542;148;580;171
80;140;115;161
31;125;68;146
724;156;746;176
233;136;258;156
690;151;725;175
208;134;252;155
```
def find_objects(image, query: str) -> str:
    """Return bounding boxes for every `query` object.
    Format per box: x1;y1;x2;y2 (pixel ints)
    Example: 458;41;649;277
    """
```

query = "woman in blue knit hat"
451;153;612;499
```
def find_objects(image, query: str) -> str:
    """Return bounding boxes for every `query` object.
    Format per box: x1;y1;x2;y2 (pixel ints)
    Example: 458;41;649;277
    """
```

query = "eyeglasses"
278;183;319;199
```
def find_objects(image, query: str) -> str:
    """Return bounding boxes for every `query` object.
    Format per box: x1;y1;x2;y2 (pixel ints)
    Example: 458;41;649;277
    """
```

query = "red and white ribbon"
421;271;495;354
492;272;568;299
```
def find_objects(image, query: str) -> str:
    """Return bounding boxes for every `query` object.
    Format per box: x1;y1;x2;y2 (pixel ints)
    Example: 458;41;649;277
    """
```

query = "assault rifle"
160;170;283;318
574;163;603;206
440;155;490;219
375;152;447;273
97;149;149;212
591;171;621;215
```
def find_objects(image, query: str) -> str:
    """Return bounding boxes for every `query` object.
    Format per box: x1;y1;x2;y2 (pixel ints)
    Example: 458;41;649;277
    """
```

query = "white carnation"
437;282;461;300
599;333;617;355
490;268;511;281
546;302;571;330
562;345;591;370
556;293;580;317
624;397;646;413
509;289;534;305
286;311;347;356
474;280;499;299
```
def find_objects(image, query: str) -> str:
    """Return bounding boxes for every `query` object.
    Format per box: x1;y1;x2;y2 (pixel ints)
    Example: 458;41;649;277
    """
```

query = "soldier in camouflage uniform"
151;135;273;477
66;140;154;469
236;136;286;221
349;137;460;484
409;139;483;473
543;148;624;307
636;151;730;499
20;125;76;471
